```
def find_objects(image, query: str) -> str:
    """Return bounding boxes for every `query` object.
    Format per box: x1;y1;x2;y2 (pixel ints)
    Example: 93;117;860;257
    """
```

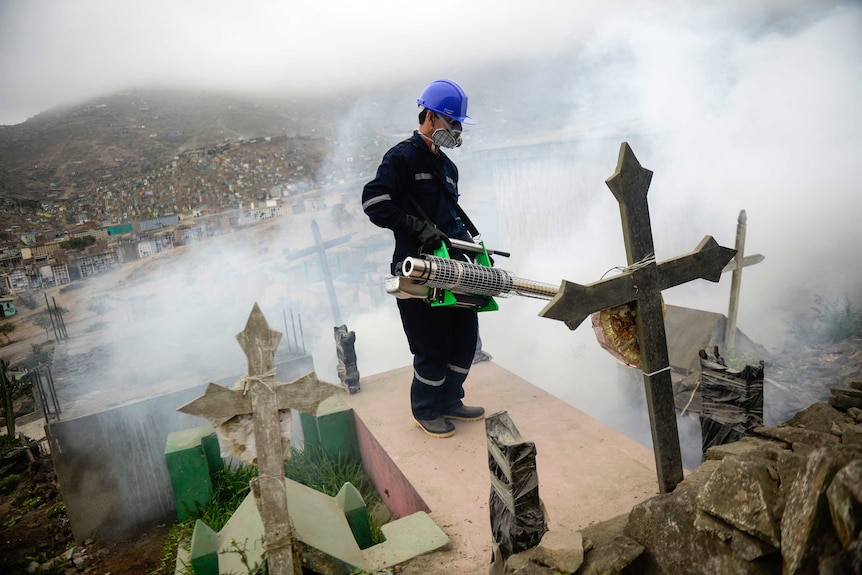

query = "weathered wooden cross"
539;142;736;493
178;303;340;575
723;209;764;354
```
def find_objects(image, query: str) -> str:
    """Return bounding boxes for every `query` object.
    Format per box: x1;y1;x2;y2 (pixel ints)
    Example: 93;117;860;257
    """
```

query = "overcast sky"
0;0;582;125
0;0;852;126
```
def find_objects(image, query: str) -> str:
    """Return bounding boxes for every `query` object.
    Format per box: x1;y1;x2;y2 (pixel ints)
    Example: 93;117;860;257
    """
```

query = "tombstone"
539;142;736;493
486;411;548;571
699;346;764;459
334;324;360;394
178;303;340;575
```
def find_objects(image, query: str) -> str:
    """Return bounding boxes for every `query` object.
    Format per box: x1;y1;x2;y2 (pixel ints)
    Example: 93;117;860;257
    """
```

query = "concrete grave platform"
345;360;662;575
664;304;767;373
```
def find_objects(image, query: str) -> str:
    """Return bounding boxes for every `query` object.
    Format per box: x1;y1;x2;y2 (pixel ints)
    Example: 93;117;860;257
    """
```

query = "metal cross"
539;142;736;493
178;303;339;574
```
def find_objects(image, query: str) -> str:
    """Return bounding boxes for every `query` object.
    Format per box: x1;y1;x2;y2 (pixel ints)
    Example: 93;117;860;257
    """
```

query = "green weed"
154;445;391;573
147;521;193;575
0;473;22;493
284;445;391;544
46;501;66;518
788;293;862;345
196;462;258;532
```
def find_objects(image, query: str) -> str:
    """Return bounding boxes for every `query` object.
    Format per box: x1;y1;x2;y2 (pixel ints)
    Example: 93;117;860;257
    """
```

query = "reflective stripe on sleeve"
362;194;391;210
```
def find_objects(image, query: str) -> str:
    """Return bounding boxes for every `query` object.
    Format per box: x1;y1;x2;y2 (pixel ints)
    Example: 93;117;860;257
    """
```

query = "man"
362;79;485;438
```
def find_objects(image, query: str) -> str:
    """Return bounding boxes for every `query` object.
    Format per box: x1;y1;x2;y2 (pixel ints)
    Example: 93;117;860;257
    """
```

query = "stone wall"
501;380;862;575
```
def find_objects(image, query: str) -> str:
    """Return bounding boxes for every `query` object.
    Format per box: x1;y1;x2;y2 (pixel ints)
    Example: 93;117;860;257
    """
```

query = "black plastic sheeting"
486;411;548;564
334;324;360;393
699;347;764;458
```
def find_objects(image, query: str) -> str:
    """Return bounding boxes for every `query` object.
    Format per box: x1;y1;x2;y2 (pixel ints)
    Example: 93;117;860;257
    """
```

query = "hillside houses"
0;197;314;295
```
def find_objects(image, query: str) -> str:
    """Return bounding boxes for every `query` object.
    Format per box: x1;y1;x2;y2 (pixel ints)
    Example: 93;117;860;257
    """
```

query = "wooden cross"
539;142;736;493
723;209;764;354
178;303;340;575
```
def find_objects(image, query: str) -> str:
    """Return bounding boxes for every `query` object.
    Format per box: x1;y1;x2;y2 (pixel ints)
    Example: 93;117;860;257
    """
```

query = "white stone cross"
178;303;339;575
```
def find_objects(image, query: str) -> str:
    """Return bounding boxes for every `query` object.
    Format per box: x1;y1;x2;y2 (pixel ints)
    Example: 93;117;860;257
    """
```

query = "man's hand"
406;215;451;253
417;223;450;252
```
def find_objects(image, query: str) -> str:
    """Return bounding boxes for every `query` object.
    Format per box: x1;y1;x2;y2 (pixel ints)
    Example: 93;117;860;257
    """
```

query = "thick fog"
339;1;862;459
5;1;862;463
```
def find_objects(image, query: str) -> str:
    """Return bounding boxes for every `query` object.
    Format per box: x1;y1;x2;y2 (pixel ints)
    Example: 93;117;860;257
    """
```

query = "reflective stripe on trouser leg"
397;297;478;420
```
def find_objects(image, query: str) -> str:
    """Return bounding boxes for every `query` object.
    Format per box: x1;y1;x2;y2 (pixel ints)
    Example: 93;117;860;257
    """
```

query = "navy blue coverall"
362;131;478;421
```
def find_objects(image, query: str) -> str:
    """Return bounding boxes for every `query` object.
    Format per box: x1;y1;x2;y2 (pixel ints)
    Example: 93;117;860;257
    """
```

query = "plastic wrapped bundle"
486;411;548;566
699;347;764;458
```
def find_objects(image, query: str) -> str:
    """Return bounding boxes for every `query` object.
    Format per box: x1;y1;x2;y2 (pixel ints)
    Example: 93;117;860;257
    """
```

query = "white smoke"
6;1;860;465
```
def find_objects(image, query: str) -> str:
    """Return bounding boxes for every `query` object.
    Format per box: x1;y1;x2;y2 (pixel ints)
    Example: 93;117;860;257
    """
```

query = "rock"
696;455;781;547
832;386;862;400
72;552;90;570
842;423;862;446
770;450;808;521
753;425;840;448
830;394;862;411
848;379;862;391
503;549;556;575
693;510;778;561
704;436;787;461
782;401;852;433
781;446;862;575
825;459;862;548
818;536;862;575
847;407;862;422
624;461;780;574
26;561;39;574
532;530;584;574
579;513;628;552
579;536;645;575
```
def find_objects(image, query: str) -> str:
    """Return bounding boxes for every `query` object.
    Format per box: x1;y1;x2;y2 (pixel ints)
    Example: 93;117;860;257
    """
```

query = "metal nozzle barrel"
401;256;559;300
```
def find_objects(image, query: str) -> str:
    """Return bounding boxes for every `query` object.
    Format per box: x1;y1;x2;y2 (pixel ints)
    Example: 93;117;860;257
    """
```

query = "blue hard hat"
417;79;475;125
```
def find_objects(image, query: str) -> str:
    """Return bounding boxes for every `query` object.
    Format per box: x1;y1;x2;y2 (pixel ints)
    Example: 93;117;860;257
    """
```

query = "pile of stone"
502;380;862;574
26;538;110;573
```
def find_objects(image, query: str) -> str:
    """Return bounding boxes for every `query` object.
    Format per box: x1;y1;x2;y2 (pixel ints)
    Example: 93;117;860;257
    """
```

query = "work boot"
414;416;456;438
442;405;485;422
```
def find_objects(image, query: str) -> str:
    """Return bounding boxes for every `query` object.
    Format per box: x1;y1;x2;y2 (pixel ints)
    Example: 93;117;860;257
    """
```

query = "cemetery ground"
0;286;175;575
0;240;861;573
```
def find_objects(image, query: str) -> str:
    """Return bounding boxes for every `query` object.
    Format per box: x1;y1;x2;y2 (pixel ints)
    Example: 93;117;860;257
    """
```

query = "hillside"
1;91;289;193
0;89;370;240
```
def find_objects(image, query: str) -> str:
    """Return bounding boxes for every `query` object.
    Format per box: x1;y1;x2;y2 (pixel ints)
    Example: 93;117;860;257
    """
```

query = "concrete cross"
178;303;339;575
539;142;736;493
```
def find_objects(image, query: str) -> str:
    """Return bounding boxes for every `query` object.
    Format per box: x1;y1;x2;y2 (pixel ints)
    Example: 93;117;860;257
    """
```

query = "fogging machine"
385;238;559;311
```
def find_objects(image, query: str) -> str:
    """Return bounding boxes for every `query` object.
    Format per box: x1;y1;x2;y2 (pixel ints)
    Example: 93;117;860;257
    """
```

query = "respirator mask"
431;114;463;149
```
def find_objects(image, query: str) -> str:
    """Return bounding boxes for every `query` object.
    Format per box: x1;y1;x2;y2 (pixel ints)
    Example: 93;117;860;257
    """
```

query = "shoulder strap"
405;140;481;237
